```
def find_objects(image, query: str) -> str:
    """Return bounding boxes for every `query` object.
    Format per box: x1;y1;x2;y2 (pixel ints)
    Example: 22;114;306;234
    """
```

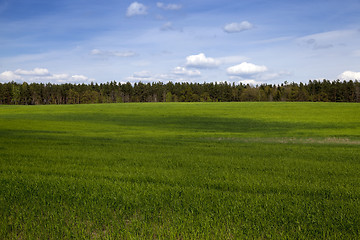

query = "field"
1;102;360;239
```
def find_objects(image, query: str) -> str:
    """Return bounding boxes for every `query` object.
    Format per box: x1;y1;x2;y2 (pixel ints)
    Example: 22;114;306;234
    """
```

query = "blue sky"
1;0;360;84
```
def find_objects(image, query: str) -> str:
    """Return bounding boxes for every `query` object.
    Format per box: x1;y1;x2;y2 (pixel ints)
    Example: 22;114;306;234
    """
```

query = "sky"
0;0;360;85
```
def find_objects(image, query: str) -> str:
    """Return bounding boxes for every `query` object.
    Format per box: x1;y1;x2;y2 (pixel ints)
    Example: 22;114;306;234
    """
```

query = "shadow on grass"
2;110;352;136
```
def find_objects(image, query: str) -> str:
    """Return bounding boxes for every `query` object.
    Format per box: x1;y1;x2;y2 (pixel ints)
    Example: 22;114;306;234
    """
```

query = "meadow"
1;102;360;239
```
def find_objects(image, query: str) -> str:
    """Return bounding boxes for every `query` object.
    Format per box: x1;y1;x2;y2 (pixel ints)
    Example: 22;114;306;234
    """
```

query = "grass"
1;102;360;239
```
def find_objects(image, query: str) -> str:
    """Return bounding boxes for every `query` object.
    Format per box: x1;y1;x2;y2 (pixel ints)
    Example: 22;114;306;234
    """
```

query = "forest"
0;79;359;105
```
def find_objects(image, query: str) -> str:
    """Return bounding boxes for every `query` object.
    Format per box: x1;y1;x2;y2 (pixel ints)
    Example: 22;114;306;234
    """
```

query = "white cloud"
0;71;23;81
14;68;50;76
91;49;136;57
51;74;69;80
227;62;268;76
223;21;253;33
30;73;92;83
228;68;289;84
338;71;360;80
0;68;93;83
0;67;51;81
71;75;89;81
157;2;182;10
239;79;259;85
186;53;220;69
173;67;201;77
126;2;147;17
228;76;260;85
41;73;70;82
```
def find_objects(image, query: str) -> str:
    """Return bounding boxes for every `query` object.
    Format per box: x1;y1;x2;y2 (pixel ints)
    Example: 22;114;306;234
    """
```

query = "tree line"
0;80;359;105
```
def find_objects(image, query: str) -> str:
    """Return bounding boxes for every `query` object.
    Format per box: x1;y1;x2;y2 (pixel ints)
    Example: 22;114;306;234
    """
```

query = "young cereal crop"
1;102;360;239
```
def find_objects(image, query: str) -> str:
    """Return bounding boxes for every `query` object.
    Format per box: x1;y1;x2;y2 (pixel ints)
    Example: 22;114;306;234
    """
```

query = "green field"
1;102;360;239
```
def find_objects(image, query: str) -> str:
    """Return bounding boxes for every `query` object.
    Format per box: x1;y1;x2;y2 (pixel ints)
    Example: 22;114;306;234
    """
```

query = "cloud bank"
0;68;93;83
338;71;360;80
0;71;23;81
